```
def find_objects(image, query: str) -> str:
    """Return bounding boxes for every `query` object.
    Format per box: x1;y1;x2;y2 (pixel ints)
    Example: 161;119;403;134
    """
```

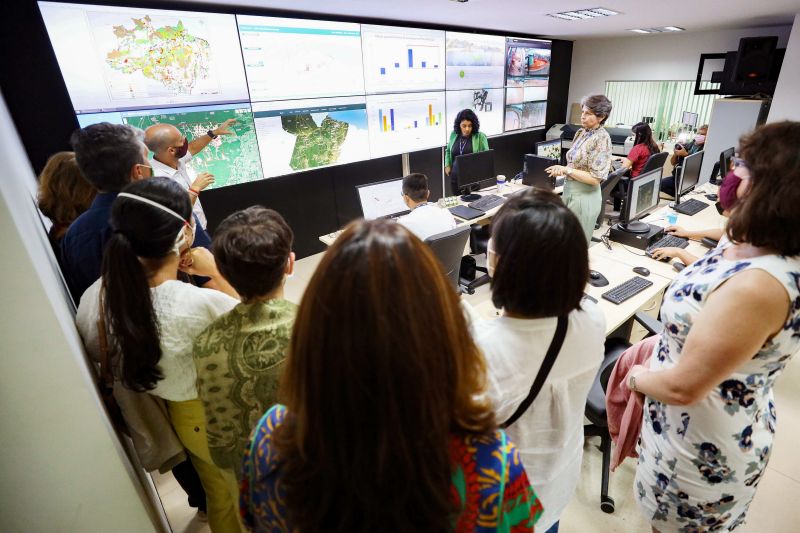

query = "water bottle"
496;174;507;194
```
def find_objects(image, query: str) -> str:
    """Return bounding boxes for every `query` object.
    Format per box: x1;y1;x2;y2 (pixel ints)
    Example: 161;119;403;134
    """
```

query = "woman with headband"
76;177;242;532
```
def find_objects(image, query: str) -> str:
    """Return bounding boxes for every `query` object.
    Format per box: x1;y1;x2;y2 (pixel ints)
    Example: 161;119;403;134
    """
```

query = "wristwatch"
206;129;218;139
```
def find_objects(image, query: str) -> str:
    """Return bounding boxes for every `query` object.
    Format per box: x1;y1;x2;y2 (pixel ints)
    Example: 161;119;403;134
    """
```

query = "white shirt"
397;203;457;242
77;279;238;402
464;300;605;531
151;152;207;229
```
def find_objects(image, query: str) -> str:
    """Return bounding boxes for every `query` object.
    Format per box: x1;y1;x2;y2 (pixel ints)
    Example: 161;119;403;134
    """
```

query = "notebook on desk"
449;205;483;220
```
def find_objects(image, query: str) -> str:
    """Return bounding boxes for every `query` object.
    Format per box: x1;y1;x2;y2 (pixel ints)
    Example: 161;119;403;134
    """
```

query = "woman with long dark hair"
445;108;490;195
621;122;660;177
76;177;241;532
240;219;542;532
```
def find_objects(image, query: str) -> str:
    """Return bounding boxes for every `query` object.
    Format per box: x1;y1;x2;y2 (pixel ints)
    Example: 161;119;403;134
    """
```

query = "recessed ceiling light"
629;28;651;33
629;26;686;34
547;7;621;20
663;26;685;32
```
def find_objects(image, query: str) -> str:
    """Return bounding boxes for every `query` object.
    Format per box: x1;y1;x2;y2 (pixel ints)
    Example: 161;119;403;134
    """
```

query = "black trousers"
171;457;207;512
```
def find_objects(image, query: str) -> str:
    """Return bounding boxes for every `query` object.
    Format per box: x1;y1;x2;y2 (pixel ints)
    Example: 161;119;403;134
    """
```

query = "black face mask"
173;137;189;159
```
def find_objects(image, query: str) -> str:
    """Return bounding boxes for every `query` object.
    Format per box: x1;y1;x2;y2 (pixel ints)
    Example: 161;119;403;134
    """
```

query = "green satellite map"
281;114;349;171
125;108;263;188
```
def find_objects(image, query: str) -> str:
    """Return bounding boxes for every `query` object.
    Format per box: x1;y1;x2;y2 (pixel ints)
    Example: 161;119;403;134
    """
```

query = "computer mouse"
633;266;650;277
587;270;609;287
705;194;719;201
672;262;686;273
590;271;601;280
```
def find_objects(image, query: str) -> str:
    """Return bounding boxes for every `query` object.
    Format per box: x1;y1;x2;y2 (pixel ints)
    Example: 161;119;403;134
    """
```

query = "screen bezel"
355;176;410;219
623;167;663;224
677;150;705;199
454;149;495;189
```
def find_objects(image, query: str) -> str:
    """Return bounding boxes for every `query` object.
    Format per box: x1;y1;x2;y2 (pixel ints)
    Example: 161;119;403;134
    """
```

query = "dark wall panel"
202;169;338;259
490;130;546;180
409;147;445;201
546;40;574;128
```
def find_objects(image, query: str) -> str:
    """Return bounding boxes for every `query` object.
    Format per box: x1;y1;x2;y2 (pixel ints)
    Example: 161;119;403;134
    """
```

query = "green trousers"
563;179;601;244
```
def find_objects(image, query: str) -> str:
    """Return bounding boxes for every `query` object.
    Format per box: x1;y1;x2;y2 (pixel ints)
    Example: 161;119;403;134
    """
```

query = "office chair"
584;311;663;513
460;224;491;295
595;167;627;230
424;225;472;291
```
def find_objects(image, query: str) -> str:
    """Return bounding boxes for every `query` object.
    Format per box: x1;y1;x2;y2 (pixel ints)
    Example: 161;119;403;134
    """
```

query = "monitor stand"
618;221;650;234
459;185;481;202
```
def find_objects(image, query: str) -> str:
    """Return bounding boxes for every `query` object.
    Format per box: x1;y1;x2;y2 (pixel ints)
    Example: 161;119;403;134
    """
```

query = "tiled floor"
154;229;800;532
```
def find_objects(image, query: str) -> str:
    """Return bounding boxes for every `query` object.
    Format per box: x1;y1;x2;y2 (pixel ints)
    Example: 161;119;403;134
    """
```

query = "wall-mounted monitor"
445;32;505;90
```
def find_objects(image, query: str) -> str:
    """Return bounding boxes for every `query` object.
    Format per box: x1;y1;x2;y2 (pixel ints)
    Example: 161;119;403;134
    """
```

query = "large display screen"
39;2;553;189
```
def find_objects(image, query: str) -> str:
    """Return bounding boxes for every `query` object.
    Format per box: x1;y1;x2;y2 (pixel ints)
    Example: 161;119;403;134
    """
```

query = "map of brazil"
89;12;221;100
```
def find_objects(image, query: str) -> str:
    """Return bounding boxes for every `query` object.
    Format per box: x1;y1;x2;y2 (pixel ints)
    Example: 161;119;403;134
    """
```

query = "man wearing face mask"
145;119;236;229
660;124;708;197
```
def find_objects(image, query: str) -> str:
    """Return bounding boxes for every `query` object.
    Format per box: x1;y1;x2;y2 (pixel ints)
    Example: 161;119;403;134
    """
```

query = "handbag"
501;316;568;428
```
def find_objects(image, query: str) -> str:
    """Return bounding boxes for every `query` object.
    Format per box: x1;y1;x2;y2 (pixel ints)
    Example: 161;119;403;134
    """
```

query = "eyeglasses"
733;157;747;168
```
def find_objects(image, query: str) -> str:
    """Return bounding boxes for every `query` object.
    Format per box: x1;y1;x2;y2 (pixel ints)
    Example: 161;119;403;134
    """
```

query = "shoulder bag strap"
501;316;568;429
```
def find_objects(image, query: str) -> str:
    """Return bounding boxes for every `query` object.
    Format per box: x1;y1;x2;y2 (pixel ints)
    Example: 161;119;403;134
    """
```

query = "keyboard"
468;194;505;212
601;276;654;305
673;198;709;216
646;234;689;258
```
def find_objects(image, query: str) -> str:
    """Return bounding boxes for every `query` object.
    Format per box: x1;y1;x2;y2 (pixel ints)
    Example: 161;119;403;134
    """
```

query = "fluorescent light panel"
547;6;620;20
628;26;686;33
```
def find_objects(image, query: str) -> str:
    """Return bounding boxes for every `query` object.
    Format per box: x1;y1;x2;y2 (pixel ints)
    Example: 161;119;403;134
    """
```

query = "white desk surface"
310;182;726;338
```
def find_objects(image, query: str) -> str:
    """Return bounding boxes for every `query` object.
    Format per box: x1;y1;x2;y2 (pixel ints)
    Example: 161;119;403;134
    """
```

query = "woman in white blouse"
76;178;241;533
464;188;605;533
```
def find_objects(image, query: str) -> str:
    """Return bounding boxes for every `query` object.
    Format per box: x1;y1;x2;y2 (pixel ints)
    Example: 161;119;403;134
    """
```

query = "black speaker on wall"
733;36;778;82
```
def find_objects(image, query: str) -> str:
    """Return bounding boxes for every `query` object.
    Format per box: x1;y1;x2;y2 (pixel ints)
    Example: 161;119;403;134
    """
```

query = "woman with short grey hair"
546;94;613;242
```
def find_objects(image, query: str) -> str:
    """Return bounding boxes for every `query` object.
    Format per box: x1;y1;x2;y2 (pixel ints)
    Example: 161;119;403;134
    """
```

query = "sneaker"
196;510;208;522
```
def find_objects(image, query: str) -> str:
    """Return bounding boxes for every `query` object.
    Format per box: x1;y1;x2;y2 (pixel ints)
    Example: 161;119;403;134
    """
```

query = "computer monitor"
454;149;495;201
356;178;410;220
620;167;662;233
535;139;562;162
522;154;557;189
676;150;705;203
682;111;698;128
710;147;735;185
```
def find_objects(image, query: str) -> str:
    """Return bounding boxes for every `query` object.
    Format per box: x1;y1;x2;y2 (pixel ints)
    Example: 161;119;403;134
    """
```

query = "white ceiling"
150;0;800;39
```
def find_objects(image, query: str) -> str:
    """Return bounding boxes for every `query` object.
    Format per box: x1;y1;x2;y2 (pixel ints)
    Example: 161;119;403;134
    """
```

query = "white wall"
768;14;800;122
0;93;164;532
568;25;793;112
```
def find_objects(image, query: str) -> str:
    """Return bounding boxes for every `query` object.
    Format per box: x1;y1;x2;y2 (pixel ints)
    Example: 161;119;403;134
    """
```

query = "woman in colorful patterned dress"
545;94;613;243
240;219;543;533
626;121;800;532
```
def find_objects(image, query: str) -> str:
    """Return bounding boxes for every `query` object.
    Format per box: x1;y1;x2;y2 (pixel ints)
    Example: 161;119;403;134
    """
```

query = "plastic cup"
496;174;507;193
666;212;678;225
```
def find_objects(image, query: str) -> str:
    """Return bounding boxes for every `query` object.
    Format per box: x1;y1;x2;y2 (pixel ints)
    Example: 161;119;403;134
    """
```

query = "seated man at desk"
397;173;456;241
660;124;707;197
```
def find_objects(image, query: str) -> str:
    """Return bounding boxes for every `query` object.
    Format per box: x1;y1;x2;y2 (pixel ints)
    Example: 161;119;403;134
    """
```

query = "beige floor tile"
737;467;800;533
152;470;210;533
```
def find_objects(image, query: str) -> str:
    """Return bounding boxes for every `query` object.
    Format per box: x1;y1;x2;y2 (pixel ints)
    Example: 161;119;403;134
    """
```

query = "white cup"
496;174;507;192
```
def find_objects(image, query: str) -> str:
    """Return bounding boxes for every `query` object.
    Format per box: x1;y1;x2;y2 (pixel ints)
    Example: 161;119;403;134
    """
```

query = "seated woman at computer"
444;108;490;195
545;94;613;243
626;121;800;533
650;159;751;264
620;122;660;177
660;124;707;197
397;173;456;241
462;188;605;533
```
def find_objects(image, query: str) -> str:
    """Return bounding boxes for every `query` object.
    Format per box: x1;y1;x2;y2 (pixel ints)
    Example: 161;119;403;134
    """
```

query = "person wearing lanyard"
445;109;490;196
546;95;613;243
397;173;456;241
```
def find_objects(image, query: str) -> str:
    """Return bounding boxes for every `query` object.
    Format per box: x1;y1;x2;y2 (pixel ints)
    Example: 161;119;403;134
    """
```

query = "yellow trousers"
168;399;243;533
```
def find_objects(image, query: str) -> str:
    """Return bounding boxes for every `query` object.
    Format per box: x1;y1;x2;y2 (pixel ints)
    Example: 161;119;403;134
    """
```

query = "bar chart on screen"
366;92;446;157
361;25;446;94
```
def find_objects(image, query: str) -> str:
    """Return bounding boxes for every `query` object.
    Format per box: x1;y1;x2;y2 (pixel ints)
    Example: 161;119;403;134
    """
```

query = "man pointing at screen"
144;119;236;229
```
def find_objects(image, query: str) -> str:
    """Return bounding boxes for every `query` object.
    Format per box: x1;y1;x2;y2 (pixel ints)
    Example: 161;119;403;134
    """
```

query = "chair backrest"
641;151;669;175
596;167;627;226
424;225;472;289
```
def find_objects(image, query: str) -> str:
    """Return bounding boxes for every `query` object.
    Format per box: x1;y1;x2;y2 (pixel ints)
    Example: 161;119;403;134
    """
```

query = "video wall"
38;2;552;189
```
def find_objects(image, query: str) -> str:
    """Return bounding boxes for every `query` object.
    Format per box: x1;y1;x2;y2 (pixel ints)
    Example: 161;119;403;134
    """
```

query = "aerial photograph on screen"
253;97;371;177
124;106;263;188
445;32;506;90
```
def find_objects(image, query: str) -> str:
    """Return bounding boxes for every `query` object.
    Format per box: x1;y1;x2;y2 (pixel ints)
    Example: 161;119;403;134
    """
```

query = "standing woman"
546;95;613;242
241;219;543;532
627;122;800;531
445;108;490;195
76;177;242;533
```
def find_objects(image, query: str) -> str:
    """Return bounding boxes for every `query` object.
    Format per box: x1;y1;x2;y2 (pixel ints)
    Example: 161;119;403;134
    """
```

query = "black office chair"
608;151;670;220
595;167;627;230
424;225;472;291
584;311;663;513
459;223;491;295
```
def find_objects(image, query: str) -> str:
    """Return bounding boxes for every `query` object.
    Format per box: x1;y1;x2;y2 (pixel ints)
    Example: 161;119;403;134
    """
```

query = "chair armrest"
633;311;663;336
